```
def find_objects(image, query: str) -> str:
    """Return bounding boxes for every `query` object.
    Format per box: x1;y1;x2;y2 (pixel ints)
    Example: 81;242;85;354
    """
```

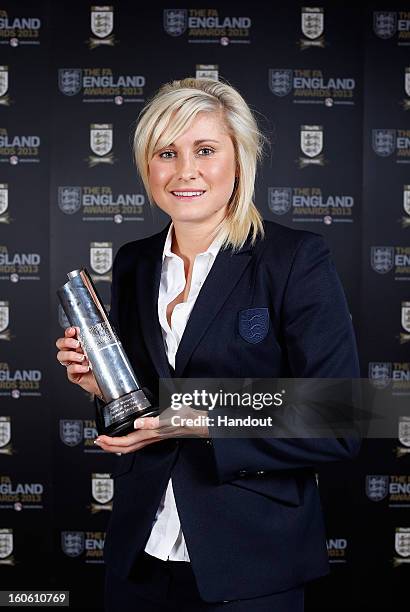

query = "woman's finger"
67;362;90;375
133;416;160;430
57;350;86;364
96;437;163;454
56;336;81;350
96;429;158;448
64;326;77;338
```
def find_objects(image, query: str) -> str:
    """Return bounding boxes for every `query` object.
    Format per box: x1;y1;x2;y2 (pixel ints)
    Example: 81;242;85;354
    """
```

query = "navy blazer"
102;220;360;603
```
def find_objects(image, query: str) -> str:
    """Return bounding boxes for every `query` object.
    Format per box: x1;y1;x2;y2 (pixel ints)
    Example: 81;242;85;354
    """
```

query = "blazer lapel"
137;225;173;379
174;242;254;377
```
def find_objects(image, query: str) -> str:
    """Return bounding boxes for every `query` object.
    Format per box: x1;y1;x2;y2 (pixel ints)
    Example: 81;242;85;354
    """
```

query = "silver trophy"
57;268;157;436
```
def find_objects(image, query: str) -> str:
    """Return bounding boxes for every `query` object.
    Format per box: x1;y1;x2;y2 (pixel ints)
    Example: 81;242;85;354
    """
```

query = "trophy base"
98;389;158;437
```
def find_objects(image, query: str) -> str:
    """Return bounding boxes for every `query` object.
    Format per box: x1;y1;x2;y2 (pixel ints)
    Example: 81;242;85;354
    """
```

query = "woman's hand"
55;326;102;397
94;405;210;454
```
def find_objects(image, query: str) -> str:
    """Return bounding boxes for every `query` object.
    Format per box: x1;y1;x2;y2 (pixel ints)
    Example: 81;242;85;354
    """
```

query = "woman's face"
148;111;236;226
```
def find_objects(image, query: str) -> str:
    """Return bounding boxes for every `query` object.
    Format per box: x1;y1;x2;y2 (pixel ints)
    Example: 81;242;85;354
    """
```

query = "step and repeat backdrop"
1;1;409;610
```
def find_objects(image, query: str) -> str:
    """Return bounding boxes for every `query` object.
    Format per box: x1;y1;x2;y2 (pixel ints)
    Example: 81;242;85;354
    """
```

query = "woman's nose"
177;154;199;180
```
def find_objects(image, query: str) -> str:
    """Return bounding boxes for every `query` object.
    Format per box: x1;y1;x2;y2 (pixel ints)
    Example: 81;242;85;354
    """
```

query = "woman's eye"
158;147;214;159
159;150;175;159
197;147;214;156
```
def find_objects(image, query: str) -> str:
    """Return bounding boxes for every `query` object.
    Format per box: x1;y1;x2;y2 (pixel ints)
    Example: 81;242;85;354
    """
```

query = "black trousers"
105;552;304;612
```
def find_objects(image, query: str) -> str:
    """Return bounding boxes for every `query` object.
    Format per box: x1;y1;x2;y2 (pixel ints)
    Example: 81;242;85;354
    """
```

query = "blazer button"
255;470;265;477
205;439;212;445
238;470;248;478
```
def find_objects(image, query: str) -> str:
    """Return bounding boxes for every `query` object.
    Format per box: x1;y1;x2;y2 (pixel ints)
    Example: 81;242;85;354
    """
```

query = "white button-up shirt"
144;223;223;562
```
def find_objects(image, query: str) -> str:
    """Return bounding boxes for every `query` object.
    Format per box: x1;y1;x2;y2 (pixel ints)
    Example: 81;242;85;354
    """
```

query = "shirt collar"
162;222;224;262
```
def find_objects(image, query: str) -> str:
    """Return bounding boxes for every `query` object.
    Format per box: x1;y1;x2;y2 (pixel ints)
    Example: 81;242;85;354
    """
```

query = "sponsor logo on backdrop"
90;242;112;282
326;537;347;564
402;67;410;110
163;9;187;36
58;68;146;105
373;11;397;39
59;69;82;96
299;7;325;50
58;187;81;215
372;128;396;156
0;416;12;455
366;475;389;501
60;420;83;447
0;301;10;341
0;362;42;399
61;531;84;558
369;362;392;389
88;6;115;49
90;473;113;512
370;247;395;274
400;301;410;343
268;187;292;216
369;362;410;394
298;125;325;167
58;186;145;223
396;416;410;457
0;528;14;565
372;128;410;163
269;70;293;97
393;527;410;566
196;64;219;79
269;68;355;106
163;9;251;45
370;246;410;279
0;11;41;46
268;186;354;224
0;475;44;510
0;184;10;224
59;418;103;453
0;246;41;282
373;11;410;46
87;124;114;167
0;128;40;164
403;185;410;228
0;66;10;105
366;475;410;506
61;531;105;562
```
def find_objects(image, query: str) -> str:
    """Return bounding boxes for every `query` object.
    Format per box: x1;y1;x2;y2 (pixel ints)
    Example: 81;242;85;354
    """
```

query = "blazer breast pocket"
238;308;270;344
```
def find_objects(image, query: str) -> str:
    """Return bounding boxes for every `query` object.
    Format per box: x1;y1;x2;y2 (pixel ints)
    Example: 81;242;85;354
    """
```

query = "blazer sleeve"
209;234;361;483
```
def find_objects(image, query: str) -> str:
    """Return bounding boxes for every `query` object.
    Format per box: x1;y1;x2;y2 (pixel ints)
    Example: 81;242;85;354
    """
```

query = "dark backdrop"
0;2;409;610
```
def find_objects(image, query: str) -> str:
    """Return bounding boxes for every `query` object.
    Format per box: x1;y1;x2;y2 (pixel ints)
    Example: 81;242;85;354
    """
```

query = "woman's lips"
170;190;206;201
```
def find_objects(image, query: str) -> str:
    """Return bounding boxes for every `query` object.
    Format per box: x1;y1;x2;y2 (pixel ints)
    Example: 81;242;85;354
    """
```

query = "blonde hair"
133;77;265;250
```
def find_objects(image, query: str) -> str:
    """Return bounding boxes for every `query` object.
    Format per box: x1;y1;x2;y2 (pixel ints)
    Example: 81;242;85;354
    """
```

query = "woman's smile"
170;189;207;201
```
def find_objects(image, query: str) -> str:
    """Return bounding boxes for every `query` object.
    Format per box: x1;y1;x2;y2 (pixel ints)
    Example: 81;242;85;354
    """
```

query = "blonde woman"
56;78;360;611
